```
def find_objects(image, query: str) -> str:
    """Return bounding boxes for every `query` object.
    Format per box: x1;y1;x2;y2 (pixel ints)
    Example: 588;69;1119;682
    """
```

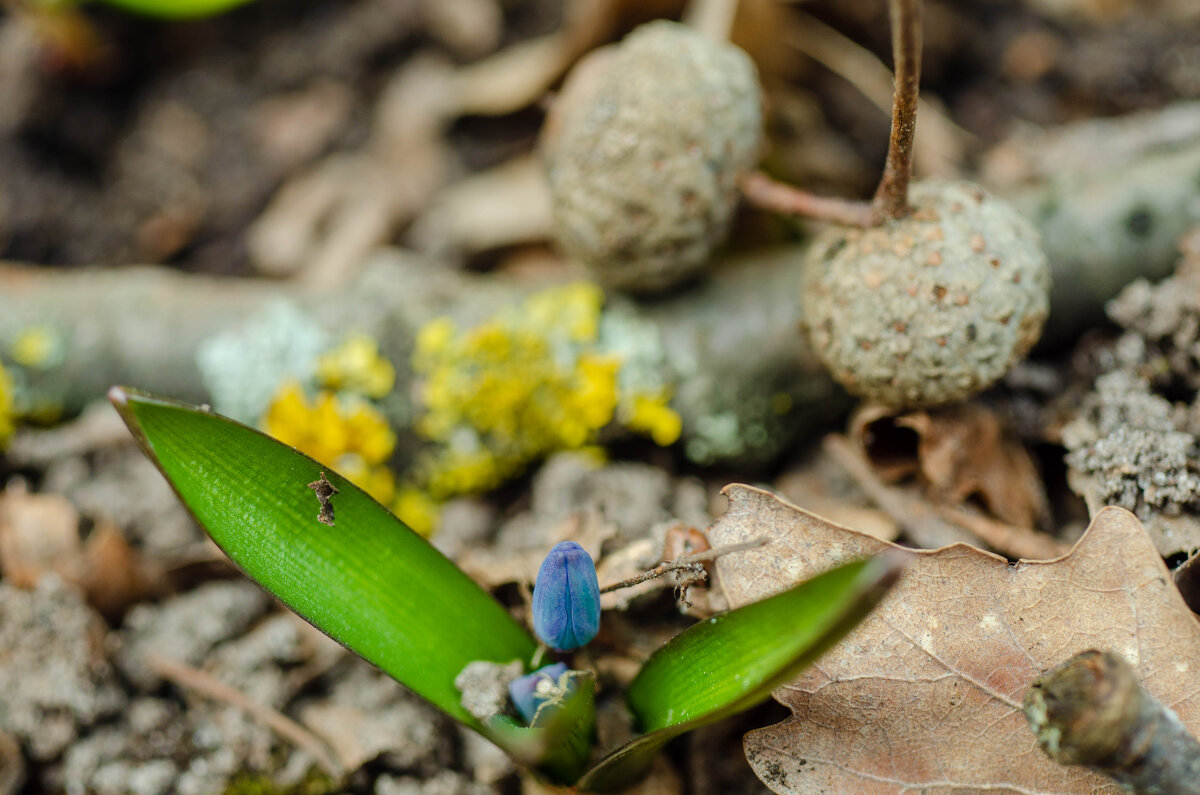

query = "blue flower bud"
508;662;571;724
531;540;600;651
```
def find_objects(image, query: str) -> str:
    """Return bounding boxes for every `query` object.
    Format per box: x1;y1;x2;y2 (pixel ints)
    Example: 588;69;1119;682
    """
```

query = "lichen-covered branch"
0;247;840;476
984;102;1200;346
1025;649;1200;794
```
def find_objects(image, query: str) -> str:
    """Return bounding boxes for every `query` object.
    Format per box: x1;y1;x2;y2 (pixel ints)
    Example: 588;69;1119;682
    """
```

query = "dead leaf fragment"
711;485;1200;794
0;488;83;586
852;402;1050;530
79;522;160;621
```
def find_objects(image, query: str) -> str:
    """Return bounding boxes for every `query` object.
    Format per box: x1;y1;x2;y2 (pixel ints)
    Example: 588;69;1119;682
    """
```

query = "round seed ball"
802;181;1051;408
544;21;763;293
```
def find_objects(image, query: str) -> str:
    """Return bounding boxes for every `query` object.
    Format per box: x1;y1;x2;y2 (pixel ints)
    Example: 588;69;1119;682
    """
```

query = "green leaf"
576;554;903;792
93;0;258;19
109;387;537;730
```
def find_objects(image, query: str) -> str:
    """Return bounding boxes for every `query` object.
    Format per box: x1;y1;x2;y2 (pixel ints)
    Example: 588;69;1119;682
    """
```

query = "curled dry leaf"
710;485;1200;794
851;402;1050;530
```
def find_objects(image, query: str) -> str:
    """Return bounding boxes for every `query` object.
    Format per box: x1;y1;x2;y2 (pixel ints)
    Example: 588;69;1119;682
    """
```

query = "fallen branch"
1025;649;1200;794
0;246;842;470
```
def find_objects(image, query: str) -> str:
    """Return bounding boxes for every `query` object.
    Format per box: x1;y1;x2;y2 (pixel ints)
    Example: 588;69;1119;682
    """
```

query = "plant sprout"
109;386;902;790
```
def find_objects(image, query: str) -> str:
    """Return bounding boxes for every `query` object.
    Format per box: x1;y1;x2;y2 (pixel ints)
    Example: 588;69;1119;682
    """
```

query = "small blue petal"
508;662;570;723
531;540;601;651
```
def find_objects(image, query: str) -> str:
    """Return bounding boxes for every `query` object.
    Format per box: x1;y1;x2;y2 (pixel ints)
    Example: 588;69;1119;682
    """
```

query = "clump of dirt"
1063;372;1200;513
1062;230;1200;555
1105;229;1200;390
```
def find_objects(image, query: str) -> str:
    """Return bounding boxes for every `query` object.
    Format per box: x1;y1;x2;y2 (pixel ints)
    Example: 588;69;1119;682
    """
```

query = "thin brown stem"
598;538;767;594
146;653;345;777
683;0;740;43
872;0;922;220
740;172;877;228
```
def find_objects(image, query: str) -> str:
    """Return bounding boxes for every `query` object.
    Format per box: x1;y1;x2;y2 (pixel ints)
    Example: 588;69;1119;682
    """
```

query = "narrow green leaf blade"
577;554;903;792
95;0;257;19
109;387;537;728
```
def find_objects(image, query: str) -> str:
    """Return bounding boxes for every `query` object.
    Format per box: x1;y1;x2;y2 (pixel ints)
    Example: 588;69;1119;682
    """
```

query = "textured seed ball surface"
545;21;763;293
802;181;1051;408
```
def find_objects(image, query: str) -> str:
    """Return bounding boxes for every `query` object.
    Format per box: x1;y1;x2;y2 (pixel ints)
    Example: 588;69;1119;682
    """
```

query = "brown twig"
598;538;768;593
739;172;876;228
683;0;740;43
1025;649;1200;794
145;653;345;778
871;0;922;220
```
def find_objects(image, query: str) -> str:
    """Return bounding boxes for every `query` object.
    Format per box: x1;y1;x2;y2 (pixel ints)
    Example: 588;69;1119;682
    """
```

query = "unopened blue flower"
508;662;571;723
531;540;600;651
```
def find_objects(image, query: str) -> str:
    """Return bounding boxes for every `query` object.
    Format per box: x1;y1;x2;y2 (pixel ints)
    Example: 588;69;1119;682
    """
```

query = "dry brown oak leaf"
710;485;1200;794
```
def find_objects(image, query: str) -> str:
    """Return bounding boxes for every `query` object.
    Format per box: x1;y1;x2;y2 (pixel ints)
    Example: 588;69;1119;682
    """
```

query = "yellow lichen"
11;326;62;370
622;389;683;446
392;485;441;538
0;361;14;446
770;392;794;415
523;281;605;343
261;382;397;505
315;335;396;399
412;284;621;498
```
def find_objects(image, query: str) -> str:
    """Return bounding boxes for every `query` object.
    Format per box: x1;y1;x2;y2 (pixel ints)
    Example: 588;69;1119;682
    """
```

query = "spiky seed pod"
544;21;764;293
802;181;1051;408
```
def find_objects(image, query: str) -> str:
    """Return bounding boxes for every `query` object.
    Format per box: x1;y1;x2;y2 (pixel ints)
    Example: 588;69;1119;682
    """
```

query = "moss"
221;768;337;795
621;389;682;446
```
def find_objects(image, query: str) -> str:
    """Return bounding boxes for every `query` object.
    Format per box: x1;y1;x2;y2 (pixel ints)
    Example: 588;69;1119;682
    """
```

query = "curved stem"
740;172;877;228
872;0;923;219
683;0;740;43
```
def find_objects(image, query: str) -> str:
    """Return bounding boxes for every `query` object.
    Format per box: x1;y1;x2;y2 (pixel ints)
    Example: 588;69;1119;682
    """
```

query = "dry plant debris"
851;402;1050;530
1025;649;1200;793
1062;234;1200;556
710;485;1200;794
